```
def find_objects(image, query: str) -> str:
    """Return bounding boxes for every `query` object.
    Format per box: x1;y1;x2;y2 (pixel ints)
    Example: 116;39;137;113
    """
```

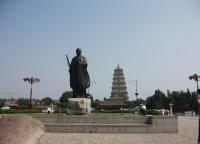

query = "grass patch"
0;109;41;114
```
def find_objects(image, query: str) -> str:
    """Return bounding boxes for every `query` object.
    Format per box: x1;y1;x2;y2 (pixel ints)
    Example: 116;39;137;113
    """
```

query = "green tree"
17;98;29;107
41;97;54;106
146;89;168;109
0;99;5;107
147;89;198;112
188;92;198;113
185;89;198;112
59;91;73;108
91;99;101;109
167;89;197;112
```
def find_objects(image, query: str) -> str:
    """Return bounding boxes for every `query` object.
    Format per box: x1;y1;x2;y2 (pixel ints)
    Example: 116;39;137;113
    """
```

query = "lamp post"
189;74;200;91
129;80;139;100
169;103;173;116
23;77;40;109
189;74;200;143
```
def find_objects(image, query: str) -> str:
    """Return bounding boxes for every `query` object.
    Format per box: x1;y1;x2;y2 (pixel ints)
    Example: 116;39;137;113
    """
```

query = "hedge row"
0;109;162;115
92;109;134;113
146;109;162;115
93;109;162;115
0;109;41;114
53;109;66;113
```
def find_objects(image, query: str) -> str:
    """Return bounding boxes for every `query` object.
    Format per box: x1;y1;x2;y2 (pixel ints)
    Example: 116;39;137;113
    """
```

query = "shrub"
53;109;66;113
146;109;162;115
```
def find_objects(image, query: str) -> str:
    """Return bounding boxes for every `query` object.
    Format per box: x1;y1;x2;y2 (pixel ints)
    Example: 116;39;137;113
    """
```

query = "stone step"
34;115;152;124
44;123;152;133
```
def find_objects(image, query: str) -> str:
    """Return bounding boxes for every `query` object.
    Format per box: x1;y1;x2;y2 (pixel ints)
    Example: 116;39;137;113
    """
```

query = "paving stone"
38;116;198;144
0;114;44;144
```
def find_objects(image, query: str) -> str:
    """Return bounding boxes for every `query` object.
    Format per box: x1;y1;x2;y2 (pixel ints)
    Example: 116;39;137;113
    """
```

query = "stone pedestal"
66;98;91;115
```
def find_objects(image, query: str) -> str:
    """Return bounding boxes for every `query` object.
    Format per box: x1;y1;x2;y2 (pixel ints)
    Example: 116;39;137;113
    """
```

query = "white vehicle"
42;106;54;113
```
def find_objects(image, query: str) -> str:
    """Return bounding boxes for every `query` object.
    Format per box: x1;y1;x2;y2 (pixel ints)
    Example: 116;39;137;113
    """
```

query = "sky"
0;0;200;101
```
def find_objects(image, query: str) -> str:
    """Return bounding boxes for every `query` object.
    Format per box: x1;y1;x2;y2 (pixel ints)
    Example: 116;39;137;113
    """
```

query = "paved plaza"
0;115;198;144
0;114;43;144
38;116;198;144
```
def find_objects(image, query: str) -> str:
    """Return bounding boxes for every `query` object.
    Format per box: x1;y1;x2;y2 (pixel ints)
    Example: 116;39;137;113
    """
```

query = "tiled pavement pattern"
0;114;43;144
38;116;198;144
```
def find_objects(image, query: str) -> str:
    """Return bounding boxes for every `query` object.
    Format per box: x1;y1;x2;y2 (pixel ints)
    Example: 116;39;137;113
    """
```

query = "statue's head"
76;48;82;56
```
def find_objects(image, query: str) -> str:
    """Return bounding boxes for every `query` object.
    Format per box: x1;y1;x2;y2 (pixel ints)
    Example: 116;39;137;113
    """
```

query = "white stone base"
66;98;91;115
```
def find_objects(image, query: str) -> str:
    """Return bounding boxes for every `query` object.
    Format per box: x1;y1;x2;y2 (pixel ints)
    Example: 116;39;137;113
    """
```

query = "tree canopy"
146;89;197;112
146;89;168;109
41;97;54;106
59;91;73;108
0;99;5;107
17;98;29;107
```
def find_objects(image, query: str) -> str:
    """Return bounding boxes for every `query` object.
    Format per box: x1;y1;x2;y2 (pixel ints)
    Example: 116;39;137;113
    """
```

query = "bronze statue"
66;48;90;98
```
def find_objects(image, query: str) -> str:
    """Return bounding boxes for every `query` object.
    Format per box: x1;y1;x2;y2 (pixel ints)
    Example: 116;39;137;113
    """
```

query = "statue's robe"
69;55;90;97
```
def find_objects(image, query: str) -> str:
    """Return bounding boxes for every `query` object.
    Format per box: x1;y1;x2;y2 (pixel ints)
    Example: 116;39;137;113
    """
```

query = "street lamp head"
23;77;40;84
189;74;200;90
189;74;199;81
33;78;40;83
23;78;31;83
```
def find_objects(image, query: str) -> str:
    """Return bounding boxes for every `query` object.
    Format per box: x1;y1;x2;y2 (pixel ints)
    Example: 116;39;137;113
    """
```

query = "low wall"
33;115;178;133
145;116;178;133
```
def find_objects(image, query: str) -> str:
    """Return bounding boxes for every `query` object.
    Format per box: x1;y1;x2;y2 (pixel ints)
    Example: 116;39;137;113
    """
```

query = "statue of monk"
69;48;90;98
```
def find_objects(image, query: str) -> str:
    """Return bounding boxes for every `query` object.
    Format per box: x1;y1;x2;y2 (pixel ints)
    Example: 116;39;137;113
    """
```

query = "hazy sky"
0;0;200;100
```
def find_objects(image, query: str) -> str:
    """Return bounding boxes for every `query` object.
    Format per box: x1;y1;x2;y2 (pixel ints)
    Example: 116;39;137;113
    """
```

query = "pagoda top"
115;64;123;70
